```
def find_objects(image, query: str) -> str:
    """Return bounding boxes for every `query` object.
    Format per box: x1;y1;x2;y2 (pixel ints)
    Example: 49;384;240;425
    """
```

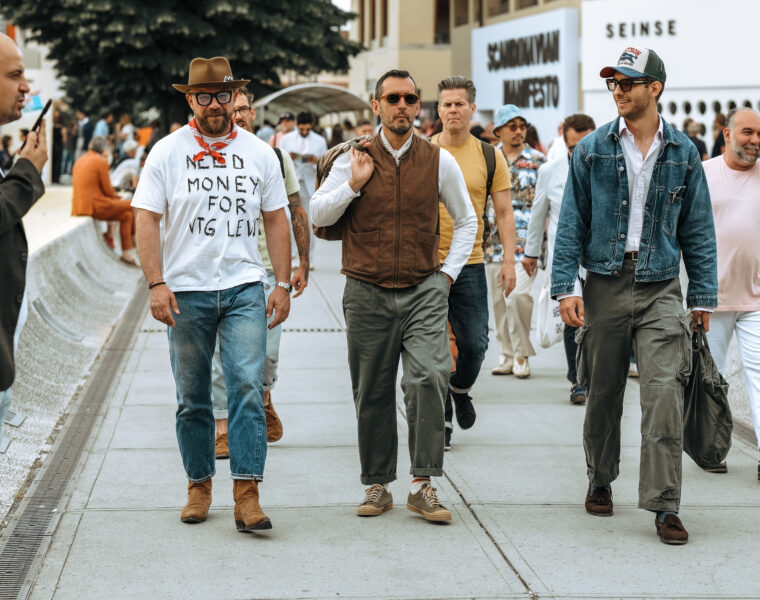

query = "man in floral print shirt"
485;104;545;378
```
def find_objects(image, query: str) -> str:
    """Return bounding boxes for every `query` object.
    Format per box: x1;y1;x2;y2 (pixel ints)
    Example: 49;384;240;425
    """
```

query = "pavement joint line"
0;282;148;600
394;404;538;600
310;275;345;328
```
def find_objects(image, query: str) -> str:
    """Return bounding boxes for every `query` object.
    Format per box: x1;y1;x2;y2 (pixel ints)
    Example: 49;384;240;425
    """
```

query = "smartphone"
19;98;53;151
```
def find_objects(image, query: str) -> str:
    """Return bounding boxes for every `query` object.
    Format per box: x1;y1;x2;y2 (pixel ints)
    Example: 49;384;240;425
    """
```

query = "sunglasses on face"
505;121;527;132
193;91;233;106
233;106;251;116
377;93;420;105
606;78;653;92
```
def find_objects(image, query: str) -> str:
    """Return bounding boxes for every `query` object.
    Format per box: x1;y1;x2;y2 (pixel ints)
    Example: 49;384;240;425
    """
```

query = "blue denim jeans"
211;273;280;419
167;282;267;481
444;264;489;424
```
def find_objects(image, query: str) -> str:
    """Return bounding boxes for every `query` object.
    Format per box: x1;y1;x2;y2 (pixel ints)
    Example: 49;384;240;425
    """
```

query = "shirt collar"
618;115;664;141
380;128;414;164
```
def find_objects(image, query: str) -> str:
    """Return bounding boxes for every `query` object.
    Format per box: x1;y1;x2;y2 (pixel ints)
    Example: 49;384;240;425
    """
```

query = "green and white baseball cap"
600;46;666;83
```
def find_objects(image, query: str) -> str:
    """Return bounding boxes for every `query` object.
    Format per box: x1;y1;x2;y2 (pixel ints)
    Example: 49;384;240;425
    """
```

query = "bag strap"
273;147;285;179
480;139;496;198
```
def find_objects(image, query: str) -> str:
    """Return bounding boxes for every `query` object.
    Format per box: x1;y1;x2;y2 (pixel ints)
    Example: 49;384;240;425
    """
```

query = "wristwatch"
276;281;293;294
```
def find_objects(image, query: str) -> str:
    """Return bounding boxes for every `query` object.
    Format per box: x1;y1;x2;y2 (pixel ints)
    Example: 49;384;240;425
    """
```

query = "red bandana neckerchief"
189;118;238;164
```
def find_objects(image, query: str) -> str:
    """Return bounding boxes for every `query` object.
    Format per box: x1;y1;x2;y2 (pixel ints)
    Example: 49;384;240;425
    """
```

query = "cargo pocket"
414;231;440;275
345;230;380;276
575;325;590;387
676;316;694;385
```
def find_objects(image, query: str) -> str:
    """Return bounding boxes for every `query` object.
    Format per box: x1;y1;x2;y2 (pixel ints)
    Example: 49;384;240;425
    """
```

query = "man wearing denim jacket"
551;46;717;545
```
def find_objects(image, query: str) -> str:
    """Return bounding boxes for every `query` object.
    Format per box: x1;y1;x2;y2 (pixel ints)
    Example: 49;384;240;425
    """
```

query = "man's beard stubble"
197;111;232;136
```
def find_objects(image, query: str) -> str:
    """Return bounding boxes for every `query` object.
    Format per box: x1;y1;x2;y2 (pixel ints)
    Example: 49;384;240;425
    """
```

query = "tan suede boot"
180;478;212;523
264;391;283;442
233;479;272;532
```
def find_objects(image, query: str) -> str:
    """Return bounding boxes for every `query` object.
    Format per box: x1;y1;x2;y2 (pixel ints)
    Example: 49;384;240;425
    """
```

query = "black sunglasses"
606;78;653;93
193;91;233;106
377;93;420;105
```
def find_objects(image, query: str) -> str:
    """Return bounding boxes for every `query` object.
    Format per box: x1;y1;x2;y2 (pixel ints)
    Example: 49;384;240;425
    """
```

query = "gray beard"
388;122;411;136
197;112;231;136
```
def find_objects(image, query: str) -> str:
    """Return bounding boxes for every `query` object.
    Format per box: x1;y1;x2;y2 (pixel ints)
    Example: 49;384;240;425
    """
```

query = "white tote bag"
537;281;564;349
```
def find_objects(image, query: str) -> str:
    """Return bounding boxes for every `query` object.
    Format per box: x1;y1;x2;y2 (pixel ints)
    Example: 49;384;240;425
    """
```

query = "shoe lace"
363;484;384;504
421;484;442;508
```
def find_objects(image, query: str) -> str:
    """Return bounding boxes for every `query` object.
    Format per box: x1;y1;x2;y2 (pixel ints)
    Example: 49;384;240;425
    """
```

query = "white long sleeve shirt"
310;131;477;282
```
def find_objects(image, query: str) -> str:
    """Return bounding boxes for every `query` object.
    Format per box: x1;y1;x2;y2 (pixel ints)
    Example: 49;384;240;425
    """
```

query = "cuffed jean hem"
410;467;443;477
231;473;264;481
450;384;472;394
361;473;397;485
263;382;276;392
189;472;215;483
213;409;228;420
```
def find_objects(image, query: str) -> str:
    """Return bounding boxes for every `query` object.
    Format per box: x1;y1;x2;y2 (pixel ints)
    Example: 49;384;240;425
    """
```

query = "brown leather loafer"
656;514;689;545
585;486;613;516
215;432;229;459
180;478;212;523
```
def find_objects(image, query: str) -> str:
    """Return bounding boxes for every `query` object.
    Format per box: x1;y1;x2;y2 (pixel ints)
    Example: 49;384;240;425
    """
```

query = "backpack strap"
480;139;495;197
480;139;497;252
273;147;285;179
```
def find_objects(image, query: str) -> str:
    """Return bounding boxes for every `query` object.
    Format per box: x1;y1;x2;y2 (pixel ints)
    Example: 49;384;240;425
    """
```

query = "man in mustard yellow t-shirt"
432;76;516;450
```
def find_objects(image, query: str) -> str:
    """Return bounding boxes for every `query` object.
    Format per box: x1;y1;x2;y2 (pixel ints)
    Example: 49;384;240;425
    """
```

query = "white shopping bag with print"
537;282;564;349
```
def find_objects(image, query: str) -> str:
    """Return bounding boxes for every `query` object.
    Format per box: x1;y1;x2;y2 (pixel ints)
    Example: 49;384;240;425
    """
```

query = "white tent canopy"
253;83;371;120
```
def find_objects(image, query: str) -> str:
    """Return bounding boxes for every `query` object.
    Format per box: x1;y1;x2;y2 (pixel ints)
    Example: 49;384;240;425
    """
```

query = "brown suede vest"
339;134;441;288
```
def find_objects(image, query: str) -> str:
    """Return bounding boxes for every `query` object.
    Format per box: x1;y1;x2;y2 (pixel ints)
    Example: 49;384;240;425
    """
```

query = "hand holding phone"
18;98;51;173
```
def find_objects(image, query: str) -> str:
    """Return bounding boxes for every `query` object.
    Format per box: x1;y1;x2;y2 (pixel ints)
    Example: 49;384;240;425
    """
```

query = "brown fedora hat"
172;57;250;93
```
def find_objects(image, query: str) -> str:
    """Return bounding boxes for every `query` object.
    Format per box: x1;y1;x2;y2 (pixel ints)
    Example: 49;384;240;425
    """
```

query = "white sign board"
582;0;760;132
471;8;579;144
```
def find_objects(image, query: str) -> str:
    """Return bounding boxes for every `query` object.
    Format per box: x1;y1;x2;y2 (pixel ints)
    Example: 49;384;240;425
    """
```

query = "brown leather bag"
312;135;372;241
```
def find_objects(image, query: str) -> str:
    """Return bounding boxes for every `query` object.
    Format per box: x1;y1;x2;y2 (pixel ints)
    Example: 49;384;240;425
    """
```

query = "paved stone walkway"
17;244;760;600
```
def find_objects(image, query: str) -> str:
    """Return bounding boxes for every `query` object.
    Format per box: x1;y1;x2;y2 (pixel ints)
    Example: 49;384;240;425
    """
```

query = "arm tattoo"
287;191;303;212
289;193;310;262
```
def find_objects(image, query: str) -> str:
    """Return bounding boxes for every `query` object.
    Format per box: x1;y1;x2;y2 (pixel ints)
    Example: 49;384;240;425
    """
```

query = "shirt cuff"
556;278;584;301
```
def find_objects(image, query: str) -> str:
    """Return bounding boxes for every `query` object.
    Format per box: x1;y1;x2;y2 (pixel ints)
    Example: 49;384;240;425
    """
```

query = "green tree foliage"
4;0;362;123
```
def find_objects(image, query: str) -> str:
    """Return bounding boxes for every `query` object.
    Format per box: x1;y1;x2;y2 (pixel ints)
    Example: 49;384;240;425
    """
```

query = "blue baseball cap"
494;104;526;132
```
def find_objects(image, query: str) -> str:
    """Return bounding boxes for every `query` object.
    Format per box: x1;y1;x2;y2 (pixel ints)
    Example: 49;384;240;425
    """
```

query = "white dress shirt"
279;129;327;198
310;130;477;282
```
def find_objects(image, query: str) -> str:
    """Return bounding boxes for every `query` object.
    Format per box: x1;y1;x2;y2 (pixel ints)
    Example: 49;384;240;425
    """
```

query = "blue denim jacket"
551;117;717;308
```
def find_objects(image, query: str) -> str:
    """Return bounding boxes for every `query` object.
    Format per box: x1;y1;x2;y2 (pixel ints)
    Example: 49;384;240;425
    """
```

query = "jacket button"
20;251;27;262
622;200;628;206
16;294;23;304
620;233;626;239
619;166;625;171
613;271;619;275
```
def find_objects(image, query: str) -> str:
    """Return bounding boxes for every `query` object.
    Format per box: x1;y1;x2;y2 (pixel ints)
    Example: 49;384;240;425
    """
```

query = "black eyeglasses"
233;106;251;116
376;93;420;105
193;91;233;106
606;78;653;92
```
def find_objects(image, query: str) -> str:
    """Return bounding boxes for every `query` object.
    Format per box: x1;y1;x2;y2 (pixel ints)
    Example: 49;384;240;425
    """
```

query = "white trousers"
706;310;760;449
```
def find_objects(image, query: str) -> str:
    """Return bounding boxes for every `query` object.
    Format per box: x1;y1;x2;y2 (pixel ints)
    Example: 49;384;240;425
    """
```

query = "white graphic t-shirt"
131;125;288;292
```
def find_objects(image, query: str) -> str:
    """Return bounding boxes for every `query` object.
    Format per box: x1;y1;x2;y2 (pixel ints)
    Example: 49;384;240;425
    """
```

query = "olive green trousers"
577;258;692;512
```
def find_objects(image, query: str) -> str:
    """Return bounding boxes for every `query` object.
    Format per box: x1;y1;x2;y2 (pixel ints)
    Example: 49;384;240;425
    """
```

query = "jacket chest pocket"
662;185;686;236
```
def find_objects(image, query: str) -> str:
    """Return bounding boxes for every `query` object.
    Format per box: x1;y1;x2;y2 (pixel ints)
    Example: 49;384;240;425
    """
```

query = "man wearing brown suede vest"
311;69;476;523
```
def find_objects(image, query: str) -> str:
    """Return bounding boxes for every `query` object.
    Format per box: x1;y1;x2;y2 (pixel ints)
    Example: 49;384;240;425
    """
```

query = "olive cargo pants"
343;272;450;485
577;258;692;512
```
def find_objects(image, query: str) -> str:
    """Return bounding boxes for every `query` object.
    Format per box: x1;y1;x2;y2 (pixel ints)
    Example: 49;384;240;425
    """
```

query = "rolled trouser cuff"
410;467;444;477
360;473;397;485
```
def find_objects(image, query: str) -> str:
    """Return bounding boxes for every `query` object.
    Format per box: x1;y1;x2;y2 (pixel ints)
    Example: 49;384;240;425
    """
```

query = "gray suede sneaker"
407;483;452;522
357;484;393;516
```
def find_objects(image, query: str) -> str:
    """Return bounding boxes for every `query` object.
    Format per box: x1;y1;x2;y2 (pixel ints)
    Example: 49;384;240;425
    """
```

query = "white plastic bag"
537;282;564;349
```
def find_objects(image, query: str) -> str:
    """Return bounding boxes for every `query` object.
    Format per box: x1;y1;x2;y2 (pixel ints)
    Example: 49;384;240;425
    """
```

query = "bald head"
724;108;760;169
0;33;29;125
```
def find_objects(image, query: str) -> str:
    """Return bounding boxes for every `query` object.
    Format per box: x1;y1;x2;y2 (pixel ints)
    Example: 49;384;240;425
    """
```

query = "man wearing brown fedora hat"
132;56;294;533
